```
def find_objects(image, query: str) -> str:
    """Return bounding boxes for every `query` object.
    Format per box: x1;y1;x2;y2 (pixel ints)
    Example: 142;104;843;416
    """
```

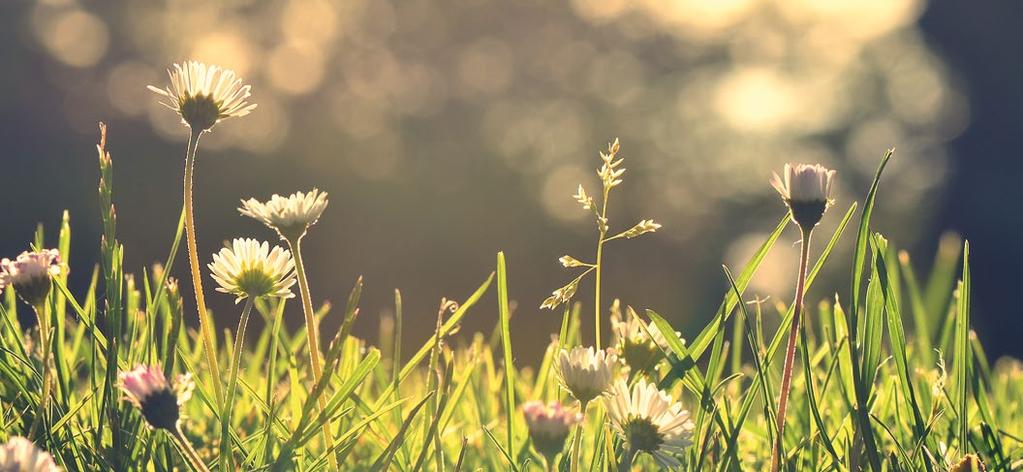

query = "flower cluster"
208;238;297;303
605;379;695;468
148;61;256;131
238;189;329;240
522;401;581;462
0;249;61;306
0;437;60;472
118;365;195;431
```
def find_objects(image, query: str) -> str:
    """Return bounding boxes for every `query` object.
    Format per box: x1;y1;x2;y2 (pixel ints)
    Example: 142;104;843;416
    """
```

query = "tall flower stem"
29;301;51;437
173;425;212;472
570;400;589;472
770;226;812;472
220;298;254;472
594;187;610;350
182;127;225;407
286;236;338;471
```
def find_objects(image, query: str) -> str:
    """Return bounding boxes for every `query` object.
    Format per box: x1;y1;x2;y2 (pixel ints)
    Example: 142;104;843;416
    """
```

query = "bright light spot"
267;44;325;95
714;67;799;133
107;62;158;116
542;165;593;224
40;9;110;67
190;32;254;77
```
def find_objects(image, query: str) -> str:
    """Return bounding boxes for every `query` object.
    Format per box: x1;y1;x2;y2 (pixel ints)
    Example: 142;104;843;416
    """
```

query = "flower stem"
594;187;610;350
287;236;339;472
220;298;254;472
182;127;225;407
571;400;589;472
173;425;212;472
29;301;51;437
770;226;812;472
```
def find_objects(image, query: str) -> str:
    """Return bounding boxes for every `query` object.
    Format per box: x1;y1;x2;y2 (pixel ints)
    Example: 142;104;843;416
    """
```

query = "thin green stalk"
182;127;224;407
287;236;338;472
29;301;51;437
220;298;254;472
173;425;212;472
770;226;812;472
571;400;589;472
594;187;610;350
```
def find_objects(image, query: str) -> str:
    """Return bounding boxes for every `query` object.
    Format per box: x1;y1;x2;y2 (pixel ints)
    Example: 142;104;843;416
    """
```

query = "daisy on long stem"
556;346;616;472
239;189;337;466
149;61;256;410
768;163;835;472
1;249;61;436
208;238;295;471
119;365;206;472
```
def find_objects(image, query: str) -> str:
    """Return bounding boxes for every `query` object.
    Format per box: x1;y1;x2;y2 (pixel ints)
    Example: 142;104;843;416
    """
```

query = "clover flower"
604;379;695;468
238;189;329;241
770;163;836;230
0;249;61;306
0;437;60;472
148;61;256;131
119;365;195;431
556;346;617;404
208;238;296;303
522;401;581;463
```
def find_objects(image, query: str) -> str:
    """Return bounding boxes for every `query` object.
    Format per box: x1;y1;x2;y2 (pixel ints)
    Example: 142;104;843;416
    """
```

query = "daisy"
0;249;61;306
0;437;60;472
604;379;695;469
556;346;617;405
610;307;676;375
522;401;581;465
238;189;329;241
208;238;296;303
119;365;195;431
770;163;836;230
148;61;256;131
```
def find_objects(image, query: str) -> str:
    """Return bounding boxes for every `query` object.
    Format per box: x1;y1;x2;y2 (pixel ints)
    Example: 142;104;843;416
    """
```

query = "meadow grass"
0;69;1020;472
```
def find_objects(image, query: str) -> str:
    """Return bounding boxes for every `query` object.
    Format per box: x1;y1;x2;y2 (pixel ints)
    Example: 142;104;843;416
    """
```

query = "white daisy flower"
556;346;617;404
148;61;256;131
604;379;695;469
770;163;836;229
119;365;195;431
0;249;61;306
522;401;581;463
0;437;60;472
208;238;296;303
238;189;329;241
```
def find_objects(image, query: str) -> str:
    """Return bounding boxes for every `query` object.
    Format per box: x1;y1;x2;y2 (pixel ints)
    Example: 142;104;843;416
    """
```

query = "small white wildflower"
119;365;195;431
0;437;60;472
522;401;581;463
611;307;677;374
604;379;695;468
770;163;836;229
208;238;296;303
148;61;256;131
556;346;617;404
0;249;61;306
239;189;329;240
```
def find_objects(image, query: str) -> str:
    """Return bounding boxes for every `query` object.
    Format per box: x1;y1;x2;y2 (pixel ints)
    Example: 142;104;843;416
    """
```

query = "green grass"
0;126;1019;472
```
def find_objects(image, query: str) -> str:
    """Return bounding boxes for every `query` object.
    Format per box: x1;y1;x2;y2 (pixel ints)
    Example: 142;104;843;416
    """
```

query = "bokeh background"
3;0;1020;364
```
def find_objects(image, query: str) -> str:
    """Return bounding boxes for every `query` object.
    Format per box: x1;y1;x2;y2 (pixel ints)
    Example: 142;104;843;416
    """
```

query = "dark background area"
2;0;1020;364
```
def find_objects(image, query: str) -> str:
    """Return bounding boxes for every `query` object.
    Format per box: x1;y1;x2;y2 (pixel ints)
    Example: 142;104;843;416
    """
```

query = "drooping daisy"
604;379;695;469
208;238;296;303
148;61;256;131
522;401;581;464
770;163;836;230
119;365;195;431
238;189;329;241
0;437;60;472
610;307;676;374
556;346;617;405
0;249;61;306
